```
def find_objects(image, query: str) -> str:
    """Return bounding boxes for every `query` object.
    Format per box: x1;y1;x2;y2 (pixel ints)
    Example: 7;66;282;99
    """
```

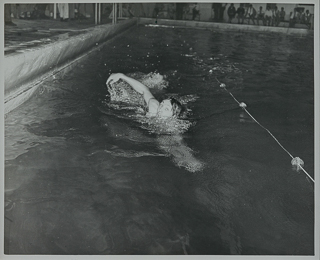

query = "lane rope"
215;78;314;183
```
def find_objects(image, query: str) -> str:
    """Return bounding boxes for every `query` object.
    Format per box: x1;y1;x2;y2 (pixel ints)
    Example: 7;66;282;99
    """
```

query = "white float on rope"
215;78;314;183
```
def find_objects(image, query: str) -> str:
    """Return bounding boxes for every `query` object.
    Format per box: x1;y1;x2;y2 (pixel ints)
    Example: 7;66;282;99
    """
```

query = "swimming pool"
5;25;314;255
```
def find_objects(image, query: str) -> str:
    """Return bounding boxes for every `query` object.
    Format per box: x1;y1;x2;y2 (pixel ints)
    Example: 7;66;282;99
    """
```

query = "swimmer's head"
157;98;185;118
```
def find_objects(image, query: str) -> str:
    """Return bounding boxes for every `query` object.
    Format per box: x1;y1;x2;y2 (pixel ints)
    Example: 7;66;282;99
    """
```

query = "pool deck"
3;17;313;114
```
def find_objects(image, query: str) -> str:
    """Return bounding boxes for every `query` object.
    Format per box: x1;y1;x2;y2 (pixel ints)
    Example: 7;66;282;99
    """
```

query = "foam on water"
136;114;194;135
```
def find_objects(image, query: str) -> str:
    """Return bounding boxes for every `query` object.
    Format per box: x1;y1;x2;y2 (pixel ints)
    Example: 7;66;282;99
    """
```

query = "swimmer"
106;73;185;118
106;73;204;172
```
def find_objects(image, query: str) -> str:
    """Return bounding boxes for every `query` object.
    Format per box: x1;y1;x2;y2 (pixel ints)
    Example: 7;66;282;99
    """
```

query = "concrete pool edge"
4;18;137;114
138;17;311;36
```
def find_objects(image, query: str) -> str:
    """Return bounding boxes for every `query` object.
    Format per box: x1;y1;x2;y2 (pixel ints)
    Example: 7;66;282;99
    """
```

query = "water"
5;25;314;255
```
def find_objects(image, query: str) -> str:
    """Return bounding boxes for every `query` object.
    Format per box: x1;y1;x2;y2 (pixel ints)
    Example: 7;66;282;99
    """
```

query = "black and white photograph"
2;0;319;258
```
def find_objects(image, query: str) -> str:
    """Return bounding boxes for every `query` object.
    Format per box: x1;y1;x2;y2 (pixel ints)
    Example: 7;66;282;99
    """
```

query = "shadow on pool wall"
4;16;314;256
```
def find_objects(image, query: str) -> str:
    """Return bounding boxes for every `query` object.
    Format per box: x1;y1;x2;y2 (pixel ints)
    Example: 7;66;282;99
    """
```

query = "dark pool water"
4;25;314;255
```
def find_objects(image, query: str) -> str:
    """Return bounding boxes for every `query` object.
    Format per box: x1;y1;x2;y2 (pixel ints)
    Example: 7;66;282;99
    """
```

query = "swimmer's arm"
107;73;157;104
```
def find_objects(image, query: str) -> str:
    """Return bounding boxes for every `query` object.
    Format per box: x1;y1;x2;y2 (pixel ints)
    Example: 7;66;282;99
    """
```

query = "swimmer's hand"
106;73;156;106
106;73;124;85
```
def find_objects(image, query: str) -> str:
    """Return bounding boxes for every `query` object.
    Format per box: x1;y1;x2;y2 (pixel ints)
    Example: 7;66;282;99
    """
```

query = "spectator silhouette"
289;8;297;27
264;6;273;26
305;10;312;28
220;3;227;21
300;9;306;24
256;6;265;26
272;6;280;26
212;3;226;22
192;3;200;20
227;3;236;23
280;7;286;22
246;4;256;25
296;9;302;23
236;4;245;24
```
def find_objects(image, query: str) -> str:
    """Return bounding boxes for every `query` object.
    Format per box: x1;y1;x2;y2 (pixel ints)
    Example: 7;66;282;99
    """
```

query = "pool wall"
4;18;137;114
138;17;310;36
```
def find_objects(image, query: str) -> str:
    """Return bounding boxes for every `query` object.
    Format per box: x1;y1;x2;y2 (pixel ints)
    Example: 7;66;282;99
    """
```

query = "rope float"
216;78;314;184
